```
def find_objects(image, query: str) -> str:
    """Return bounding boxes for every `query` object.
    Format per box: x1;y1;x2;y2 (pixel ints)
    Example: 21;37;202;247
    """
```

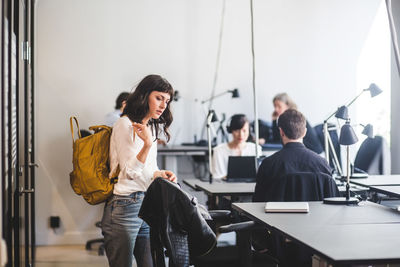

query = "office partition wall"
1;0;35;266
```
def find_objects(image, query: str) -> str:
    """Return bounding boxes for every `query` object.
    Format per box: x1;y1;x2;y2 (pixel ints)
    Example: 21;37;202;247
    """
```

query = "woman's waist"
113;177;149;195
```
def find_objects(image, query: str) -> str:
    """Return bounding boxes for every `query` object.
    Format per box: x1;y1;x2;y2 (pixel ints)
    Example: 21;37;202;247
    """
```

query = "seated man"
252;109;336;266
253;108;332;202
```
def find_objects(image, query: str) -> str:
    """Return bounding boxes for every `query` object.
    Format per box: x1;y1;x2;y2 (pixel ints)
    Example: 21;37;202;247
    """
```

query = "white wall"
391;0;400;174
36;0;381;245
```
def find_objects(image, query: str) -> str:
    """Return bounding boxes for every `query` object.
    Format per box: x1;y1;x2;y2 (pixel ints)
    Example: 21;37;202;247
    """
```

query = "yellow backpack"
69;117;118;205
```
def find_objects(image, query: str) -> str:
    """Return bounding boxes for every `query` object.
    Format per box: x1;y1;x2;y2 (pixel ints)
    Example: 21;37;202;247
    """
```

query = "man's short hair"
277;109;306;140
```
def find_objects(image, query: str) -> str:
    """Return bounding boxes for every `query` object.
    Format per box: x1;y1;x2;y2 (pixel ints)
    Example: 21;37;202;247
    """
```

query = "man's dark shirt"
253;142;332;202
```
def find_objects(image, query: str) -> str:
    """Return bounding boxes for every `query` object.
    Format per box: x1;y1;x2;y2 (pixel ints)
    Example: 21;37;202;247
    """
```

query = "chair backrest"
264;172;340;202
304;121;324;154
354;136;388;175
139;178;216;267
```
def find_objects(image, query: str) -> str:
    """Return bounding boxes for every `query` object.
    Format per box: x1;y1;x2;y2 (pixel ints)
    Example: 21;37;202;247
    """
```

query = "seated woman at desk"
270;93;323;154
211;114;261;180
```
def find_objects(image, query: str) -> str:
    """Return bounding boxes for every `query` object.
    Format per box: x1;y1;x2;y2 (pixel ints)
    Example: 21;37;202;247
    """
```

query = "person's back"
253;109;331;202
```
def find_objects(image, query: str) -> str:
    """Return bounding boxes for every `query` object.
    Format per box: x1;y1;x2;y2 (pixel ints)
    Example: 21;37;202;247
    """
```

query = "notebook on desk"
265;202;309;213
226;156;257;183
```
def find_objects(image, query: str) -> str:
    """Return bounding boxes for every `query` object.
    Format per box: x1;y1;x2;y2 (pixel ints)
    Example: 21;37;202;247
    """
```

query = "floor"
35;245;128;267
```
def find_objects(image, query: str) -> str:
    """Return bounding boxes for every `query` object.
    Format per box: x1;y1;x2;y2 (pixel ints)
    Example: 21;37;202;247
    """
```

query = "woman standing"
101;74;177;267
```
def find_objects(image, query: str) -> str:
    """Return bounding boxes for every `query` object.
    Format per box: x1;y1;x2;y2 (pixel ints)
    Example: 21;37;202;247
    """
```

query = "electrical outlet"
49;216;60;229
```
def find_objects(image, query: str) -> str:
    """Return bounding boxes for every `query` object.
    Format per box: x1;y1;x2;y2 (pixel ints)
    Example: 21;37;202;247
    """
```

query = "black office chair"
261;172;340;202
139;178;278;267
354;135;390;175
85;221;105;255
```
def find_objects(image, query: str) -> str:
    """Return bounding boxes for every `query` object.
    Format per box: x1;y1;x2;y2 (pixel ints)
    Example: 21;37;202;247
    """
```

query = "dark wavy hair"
122;74;174;141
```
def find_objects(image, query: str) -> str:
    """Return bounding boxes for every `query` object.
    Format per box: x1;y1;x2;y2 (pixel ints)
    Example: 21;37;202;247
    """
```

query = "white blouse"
211;142;262;179
109;116;159;195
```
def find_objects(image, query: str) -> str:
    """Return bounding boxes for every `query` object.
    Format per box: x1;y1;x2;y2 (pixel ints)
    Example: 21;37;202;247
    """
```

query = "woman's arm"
132;122;153;164
211;146;228;179
112;119;150;179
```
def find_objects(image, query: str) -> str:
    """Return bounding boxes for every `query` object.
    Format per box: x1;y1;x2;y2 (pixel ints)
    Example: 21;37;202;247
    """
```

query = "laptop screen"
227;156;257;179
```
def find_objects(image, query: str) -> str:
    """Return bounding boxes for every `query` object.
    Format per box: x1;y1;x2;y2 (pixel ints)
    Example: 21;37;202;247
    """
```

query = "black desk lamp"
201;88;240;104
323;105;349;176
361;124;374;138
199;88;240;141
324;119;359;205
323;83;382;175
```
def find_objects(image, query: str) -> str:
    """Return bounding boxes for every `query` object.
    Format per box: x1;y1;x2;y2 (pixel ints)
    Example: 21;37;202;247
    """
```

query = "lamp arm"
201;90;230;104
345;90;366;108
327;134;343;176
324;110;339;123
207;111;214;184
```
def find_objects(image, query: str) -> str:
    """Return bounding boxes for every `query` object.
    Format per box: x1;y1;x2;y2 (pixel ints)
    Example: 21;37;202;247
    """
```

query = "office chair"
139;178;278;267
261;172;340;202
85;221;105;256
354;135;390;175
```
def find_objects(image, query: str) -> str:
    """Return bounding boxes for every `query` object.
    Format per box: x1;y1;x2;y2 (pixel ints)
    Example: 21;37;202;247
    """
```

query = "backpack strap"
70;116;81;143
89;125;111;133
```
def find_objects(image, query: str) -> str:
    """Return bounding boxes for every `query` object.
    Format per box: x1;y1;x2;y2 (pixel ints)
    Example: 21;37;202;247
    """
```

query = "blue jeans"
101;192;152;267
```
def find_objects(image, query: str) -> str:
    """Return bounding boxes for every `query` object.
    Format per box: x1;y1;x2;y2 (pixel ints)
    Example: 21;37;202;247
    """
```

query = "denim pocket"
112;192;144;208
113;197;136;207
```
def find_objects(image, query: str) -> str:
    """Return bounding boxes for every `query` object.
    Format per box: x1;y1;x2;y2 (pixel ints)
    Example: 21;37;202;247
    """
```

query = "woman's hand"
132;122;153;146
153;170;177;183
272;111;279;120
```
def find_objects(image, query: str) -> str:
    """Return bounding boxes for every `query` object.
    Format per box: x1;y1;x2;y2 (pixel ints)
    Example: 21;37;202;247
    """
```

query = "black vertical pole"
30;0;35;264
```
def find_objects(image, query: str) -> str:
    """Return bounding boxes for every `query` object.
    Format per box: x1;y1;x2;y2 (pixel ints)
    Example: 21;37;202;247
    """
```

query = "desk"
349;174;400;187
157;145;208;174
232;202;400;265
184;178;363;209
369;185;400;199
182;179;255;209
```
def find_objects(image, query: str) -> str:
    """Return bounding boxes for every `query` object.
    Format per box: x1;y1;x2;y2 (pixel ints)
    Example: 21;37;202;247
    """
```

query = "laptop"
264;202;309;213
226;156;257;183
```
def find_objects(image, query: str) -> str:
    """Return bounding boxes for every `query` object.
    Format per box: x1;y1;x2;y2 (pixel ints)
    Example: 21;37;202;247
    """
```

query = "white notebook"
264;202;309;213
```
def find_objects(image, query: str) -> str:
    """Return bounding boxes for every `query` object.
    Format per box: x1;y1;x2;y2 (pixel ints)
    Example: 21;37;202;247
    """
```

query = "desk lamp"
323;83;382;175
324;119;359;204
201;88;240;104
361;124;374;138
323;105;348;176
199;88;240;141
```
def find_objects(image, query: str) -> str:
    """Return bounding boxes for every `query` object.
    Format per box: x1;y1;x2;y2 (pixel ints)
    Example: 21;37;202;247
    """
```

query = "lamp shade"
339;122;358;145
230;88;240;98
211;111;218;122
361;124;374;138
173;90;180;101
335;106;349;120
367;83;383;97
